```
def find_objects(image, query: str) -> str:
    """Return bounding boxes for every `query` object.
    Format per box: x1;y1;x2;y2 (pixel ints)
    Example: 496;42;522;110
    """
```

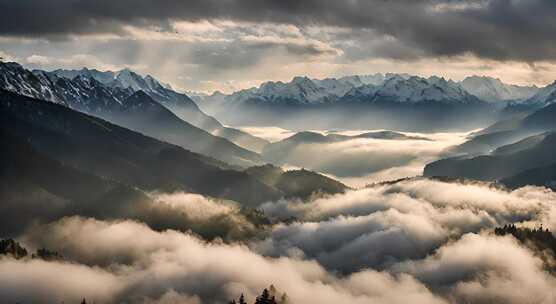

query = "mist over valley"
2;1;556;303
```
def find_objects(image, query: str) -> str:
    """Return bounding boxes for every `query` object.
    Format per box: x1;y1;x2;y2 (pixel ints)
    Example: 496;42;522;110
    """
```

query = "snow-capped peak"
48;67;172;96
222;73;482;106
460;75;539;102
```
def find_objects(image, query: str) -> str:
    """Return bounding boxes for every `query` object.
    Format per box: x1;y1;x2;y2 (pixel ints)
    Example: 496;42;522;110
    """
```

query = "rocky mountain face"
0;62;267;165
522;81;556;107
48;67;269;152
460;76;539;102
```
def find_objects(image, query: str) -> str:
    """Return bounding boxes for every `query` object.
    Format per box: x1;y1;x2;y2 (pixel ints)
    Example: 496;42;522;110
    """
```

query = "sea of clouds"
3;178;556;304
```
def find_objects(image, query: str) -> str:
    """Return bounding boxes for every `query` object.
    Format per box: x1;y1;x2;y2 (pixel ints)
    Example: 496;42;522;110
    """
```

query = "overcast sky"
1;0;555;93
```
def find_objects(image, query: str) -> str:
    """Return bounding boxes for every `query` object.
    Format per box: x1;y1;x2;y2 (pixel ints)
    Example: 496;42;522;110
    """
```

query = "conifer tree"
279;293;289;304
239;293;247;304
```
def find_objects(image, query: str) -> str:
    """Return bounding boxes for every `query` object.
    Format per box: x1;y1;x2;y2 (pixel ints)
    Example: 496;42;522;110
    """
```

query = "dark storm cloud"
1;0;555;62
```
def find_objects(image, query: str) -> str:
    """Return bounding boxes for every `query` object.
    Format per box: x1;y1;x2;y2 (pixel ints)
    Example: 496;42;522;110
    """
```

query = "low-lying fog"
240;126;469;187
4;179;556;304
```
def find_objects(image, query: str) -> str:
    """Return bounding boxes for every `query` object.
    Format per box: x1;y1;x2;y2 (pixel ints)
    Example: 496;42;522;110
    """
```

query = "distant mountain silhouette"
427;101;556;185
424;132;556;181
501;163;556;190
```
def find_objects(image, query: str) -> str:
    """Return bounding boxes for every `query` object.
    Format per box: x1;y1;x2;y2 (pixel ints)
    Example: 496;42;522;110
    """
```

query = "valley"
1;59;556;304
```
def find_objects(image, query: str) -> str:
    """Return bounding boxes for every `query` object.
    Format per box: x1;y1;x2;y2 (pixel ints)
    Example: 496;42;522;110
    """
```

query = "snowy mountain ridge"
523;81;556;106
49;67;173;94
221;73;484;106
460;76;539;102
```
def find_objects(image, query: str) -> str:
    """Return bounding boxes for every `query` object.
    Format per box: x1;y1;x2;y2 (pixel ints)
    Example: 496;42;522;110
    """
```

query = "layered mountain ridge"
424;101;556;187
193;72;549;131
199;73;540;110
47;66;270;152
0;61;267;165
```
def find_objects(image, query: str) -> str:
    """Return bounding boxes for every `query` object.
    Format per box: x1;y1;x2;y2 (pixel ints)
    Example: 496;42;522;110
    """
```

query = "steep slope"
424;132;556;181
448;130;536;156
154;91;269;152
471;114;527;136
522;102;556;131
523;81;556;107
501;163;556;190
0;131;274;240
449;101;556;156
49;67;269;152
491;133;548;156
1;62;264;166
0;130;155;236
101;91;263;167
0;90;281;207
0;62;66;104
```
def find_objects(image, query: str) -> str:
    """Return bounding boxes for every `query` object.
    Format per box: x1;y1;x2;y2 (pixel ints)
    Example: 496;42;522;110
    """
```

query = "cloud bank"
258;179;556;272
6;216;447;304
261;130;467;187
2;178;556;303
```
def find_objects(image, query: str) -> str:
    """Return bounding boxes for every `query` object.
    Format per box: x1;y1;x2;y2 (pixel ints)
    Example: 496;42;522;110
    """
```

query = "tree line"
229;285;289;304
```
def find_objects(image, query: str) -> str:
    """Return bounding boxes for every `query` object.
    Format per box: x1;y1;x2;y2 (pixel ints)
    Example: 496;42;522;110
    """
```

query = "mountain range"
196;73;547;131
0;89;347;218
3;59;555;193
49;67;270;152
5;59;553;133
0;62;268;166
459;76;540;103
200;73;540;108
424;101;556;189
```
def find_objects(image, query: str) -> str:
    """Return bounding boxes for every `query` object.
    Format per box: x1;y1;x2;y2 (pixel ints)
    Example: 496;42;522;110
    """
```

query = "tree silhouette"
0;239;28;259
229;286;286;304
495;224;556;271
269;285;277;298
279;293;289;304
255;288;277;304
